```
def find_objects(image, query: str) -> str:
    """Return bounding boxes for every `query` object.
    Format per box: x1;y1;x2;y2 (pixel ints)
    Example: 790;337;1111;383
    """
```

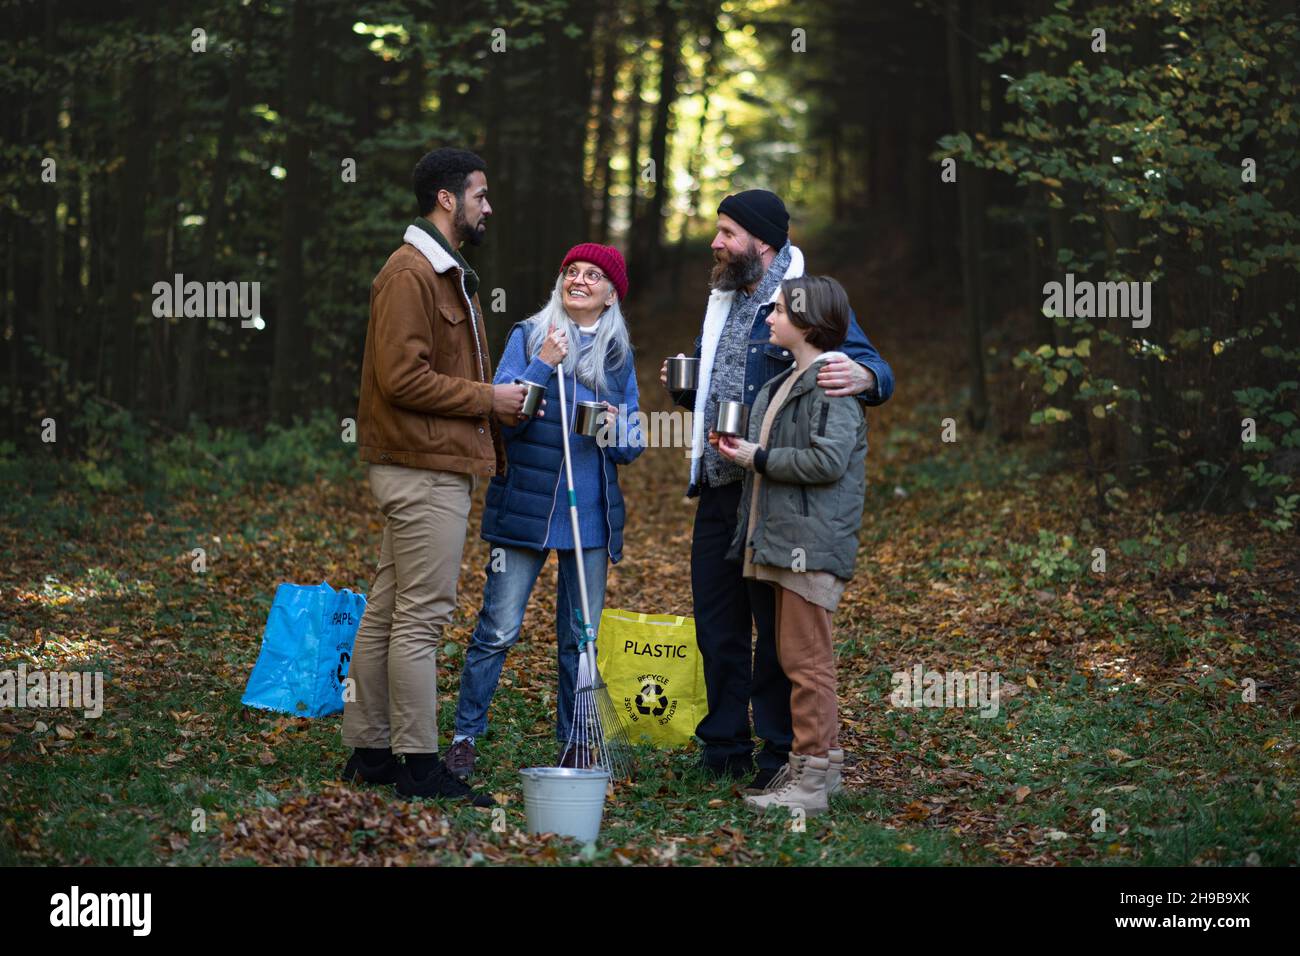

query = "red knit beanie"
560;243;628;300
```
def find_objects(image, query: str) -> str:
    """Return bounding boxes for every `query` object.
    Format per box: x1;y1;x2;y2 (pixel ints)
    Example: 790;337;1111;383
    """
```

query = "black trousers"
690;479;793;773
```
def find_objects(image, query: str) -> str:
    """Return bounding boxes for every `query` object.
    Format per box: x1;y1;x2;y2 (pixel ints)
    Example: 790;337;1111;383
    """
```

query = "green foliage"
71;399;153;493
1236;378;1300;527
939;0;1300;522
1007;529;1084;586
19;401;359;500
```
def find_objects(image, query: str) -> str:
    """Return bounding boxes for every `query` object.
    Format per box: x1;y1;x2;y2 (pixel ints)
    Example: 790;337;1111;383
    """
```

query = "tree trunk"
40;0;59;385
634;0;680;278
590;5;621;243
109;31;155;407
174;10;251;427
270;0;314;423
946;0;990;431
148;5;180;418
624;48;646;237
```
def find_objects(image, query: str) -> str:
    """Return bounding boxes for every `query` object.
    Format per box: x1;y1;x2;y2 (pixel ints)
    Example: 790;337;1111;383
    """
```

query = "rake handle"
555;364;597;651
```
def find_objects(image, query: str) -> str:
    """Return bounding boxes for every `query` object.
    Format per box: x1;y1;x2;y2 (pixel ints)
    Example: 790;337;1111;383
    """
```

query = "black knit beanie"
717;189;789;249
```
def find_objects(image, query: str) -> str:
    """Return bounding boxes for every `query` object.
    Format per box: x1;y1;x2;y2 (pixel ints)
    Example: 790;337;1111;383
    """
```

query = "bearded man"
659;189;895;792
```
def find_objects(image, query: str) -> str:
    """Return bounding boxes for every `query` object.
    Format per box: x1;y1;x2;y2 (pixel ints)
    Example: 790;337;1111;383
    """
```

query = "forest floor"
2;247;1297;866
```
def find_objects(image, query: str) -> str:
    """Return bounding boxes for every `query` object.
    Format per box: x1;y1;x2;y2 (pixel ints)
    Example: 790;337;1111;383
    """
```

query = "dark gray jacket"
726;354;868;581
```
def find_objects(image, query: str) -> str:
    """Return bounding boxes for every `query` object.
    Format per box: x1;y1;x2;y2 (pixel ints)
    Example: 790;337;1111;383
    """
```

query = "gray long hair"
523;273;632;394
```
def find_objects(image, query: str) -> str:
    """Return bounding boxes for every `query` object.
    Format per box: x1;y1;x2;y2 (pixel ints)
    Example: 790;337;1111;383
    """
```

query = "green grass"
3;422;1296;866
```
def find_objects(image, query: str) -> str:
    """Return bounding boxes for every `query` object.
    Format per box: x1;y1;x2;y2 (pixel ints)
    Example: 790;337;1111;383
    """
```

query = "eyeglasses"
564;266;606;285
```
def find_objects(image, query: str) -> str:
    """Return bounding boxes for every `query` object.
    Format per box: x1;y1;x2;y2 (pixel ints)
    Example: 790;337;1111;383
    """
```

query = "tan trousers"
341;464;475;755
773;584;840;757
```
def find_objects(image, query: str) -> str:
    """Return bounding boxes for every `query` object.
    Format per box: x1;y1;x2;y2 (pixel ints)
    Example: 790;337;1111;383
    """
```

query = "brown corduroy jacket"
357;224;505;478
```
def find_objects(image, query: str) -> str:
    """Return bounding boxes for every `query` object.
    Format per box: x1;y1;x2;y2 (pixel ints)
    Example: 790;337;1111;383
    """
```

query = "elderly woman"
447;243;645;780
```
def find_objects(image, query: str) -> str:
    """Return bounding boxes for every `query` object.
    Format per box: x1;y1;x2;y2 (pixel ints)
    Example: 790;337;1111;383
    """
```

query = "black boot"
343;746;398;786
396;755;496;807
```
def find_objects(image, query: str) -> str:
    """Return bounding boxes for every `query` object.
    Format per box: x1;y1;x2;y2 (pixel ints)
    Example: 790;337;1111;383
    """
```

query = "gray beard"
710;245;764;292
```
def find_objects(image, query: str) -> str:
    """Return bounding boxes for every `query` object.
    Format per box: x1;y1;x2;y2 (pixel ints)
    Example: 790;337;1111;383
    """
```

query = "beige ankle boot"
744;754;830;816
749;750;842;799
828;748;844;797
743;755;794;810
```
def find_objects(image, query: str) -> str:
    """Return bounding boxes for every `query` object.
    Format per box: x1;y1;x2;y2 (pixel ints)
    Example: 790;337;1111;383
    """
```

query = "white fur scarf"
402;223;486;382
689;244;805;488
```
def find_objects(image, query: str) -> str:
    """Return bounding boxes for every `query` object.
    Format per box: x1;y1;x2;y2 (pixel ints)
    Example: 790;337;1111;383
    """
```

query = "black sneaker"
396;756;496;807
742;764;787;796
343;748;399;786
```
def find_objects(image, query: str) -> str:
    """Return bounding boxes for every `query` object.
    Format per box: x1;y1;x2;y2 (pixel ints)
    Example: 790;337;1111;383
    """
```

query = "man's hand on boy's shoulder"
817;355;876;398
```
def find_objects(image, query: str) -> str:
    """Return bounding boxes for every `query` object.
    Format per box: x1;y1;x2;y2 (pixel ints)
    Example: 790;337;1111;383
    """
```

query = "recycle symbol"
635;681;668;717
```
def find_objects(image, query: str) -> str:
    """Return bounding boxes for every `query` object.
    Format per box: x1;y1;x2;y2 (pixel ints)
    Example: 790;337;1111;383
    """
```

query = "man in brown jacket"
342;147;532;805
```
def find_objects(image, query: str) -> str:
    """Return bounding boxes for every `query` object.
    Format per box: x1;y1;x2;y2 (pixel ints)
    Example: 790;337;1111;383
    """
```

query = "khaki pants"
342;464;475;755
773;585;840;757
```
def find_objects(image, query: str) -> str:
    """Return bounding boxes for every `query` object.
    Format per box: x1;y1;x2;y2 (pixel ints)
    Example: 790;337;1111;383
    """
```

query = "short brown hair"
779;275;850;351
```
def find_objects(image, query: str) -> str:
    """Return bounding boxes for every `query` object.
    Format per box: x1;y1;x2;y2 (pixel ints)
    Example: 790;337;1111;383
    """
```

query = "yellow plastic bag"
596;610;707;748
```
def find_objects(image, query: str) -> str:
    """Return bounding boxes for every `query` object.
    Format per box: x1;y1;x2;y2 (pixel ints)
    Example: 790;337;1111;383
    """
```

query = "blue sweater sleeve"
841;309;895;407
606;363;646;465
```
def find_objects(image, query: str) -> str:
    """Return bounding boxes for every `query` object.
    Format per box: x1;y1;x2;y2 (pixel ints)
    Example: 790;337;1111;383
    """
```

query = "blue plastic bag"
241;581;367;718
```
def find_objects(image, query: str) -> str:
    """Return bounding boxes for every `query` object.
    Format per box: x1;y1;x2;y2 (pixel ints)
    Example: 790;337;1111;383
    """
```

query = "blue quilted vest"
480;323;633;563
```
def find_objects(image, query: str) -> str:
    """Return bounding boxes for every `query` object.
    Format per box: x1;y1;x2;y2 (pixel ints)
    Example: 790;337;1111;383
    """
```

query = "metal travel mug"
574;400;608;437
665;355;700;391
515;378;546;418
715;400;749;437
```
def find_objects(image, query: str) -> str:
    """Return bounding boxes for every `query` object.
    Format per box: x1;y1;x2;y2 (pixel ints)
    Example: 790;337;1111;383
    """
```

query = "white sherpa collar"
688;245;805;488
403;223;459;275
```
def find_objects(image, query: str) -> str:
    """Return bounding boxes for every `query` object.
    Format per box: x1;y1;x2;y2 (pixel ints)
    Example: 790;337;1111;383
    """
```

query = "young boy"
714;275;869;816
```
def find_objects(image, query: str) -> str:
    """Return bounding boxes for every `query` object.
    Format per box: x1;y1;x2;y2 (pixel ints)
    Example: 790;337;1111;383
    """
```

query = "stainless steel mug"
665;355;700;391
574;400;608;437
515;378;546;418
715;400;749;437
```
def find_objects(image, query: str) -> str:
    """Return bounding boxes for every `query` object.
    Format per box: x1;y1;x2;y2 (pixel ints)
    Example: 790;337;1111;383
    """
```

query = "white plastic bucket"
519;767;610;844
